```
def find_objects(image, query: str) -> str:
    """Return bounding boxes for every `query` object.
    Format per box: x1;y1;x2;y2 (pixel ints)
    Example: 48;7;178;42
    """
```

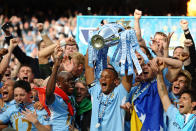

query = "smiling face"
178;93;195;114
18;66;34;83
14;87;31;104
172;75;187;95
141;62;156;82
99;69;118;94
173;47;184;60
75;82;88;103
1;80;14;102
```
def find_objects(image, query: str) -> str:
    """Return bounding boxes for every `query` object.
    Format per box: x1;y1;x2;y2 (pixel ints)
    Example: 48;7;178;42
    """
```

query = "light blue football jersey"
47;95;74;131
166;104;196;131
0;100;15;113
0;103;50;131
88;82;128;131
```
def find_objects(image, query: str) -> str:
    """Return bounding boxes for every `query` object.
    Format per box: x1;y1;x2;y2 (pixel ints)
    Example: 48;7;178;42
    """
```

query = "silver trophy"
91;24;124;49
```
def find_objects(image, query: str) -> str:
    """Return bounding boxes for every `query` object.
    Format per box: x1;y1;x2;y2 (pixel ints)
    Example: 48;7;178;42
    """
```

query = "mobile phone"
1;22;13;32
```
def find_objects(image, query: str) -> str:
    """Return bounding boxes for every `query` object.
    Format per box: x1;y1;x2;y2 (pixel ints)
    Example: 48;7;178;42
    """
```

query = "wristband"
87;81;96;89
184;29;190;35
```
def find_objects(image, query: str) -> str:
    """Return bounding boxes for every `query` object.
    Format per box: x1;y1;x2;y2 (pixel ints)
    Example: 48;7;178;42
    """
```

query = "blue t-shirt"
166;104;196;131
0;103;50;131
88;82;128;131
47;95;74;131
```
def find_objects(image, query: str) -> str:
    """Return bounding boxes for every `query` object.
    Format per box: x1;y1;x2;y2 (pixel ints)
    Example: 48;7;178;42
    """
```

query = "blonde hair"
179;70;192;89
154;32;168;42
70;52;85;66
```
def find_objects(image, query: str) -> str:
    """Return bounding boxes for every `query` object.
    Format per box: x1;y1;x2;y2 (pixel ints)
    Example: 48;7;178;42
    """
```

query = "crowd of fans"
0;8;195;131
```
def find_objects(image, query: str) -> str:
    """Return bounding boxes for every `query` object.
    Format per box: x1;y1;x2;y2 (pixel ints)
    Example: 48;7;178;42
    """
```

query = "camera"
1;22;13;32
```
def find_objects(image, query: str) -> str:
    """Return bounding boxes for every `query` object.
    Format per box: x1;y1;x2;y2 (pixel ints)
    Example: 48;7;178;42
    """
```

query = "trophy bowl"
91;24;123;50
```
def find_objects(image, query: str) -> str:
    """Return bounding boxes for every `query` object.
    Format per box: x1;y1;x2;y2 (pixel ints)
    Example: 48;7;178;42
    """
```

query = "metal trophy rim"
91;34;105;50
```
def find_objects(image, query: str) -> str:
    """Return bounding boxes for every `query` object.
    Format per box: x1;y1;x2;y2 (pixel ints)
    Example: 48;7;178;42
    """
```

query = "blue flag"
131;80;164;131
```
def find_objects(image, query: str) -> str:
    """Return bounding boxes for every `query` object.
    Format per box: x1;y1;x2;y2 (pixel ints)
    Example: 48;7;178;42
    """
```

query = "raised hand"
149;59;159;74
166;32;174;47
0;48;8;57
156;58;165;72
54;43;63;66
180;19;189;31
37;23;44;33
34;101;44;110
9;38;19;52
65;37;76;44
61;55;74;73
134;9;142;20
179;52;189;62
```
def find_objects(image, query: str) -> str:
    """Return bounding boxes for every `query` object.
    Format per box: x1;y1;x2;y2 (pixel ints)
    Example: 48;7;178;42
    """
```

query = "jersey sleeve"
36;109;51;126
0;108;10;124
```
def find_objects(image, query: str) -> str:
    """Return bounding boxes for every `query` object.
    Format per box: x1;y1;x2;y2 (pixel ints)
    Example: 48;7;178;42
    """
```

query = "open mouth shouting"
178;103;185;113
173;85;180;93
23;76;28;81
101;82;107;91
2;90;9;100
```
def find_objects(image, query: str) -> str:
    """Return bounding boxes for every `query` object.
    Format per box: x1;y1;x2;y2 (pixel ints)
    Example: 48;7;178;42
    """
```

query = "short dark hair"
19;64;33;73
14;80;31;93
65;44;79;51
181;89;196;102
140;45;153;60
104;67;118;79
37;40;44;50
65;38;79;51
173;46;184;54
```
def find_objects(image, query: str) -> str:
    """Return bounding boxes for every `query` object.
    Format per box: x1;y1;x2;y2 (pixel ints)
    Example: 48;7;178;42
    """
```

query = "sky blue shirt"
0;100;15;113
47;95;74;131
88;82;128;131
166;104;196;131
0;103;50;131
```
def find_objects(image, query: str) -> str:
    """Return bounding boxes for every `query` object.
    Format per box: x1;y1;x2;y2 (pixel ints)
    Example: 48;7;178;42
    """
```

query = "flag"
131;80;164;131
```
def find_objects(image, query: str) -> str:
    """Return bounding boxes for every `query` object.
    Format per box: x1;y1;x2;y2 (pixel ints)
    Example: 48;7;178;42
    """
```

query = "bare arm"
41;34;54;46
85;50;95;85
122;70;133;92
156;59;171;112
157;57;182;82
37;23;54;46
37;23;55;58
163;32;174;58
0;38;18;81
134;9;146;47
38;43;56;58
157;71;171;112
45;45;63;105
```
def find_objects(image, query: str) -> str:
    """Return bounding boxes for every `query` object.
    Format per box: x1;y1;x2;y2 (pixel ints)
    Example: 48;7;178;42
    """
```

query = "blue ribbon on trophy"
88;20;149;79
